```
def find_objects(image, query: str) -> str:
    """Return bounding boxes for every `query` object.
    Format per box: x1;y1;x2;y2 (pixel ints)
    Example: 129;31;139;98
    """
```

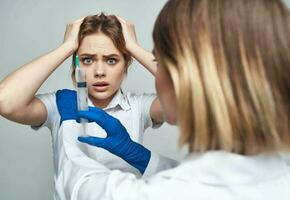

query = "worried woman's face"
77;33;126;108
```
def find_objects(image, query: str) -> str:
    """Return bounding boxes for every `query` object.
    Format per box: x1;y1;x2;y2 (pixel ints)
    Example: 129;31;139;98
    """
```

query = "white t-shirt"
33;89;162;176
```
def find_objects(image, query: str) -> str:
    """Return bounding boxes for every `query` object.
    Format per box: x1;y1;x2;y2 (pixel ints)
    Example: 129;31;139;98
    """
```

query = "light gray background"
0;0;187;199
0;0;289;200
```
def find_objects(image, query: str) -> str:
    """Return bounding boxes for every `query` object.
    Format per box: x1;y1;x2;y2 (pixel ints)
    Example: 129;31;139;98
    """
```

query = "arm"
61;107;179;199
117;16;164;123
126;43;157;75
68;154;177;200
117;16;157;76
77;107;178;174
0;17;83;126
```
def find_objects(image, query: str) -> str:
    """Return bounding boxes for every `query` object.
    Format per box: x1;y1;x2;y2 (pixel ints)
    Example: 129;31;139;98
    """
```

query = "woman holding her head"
57;0;290;199
0;13;176;200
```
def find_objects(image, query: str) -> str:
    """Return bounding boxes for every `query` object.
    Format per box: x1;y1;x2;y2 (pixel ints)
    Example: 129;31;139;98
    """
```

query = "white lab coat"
55;119;177;200
59;120;290;200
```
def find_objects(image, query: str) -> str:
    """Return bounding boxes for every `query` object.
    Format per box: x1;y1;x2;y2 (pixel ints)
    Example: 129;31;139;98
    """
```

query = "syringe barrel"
76;68;88;123
77;86;88;111
76;67;86;83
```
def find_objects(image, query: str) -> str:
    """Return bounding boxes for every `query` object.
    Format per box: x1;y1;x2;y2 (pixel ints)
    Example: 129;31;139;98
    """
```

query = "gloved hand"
56;89;151;174
78;107;151;174
56;89;78;125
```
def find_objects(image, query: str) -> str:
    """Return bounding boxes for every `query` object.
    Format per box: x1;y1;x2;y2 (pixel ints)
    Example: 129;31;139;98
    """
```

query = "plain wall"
0;1;187;199
0;0;289;199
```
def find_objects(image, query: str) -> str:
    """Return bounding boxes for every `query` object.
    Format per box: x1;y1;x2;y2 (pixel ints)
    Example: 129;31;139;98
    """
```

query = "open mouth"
92;82;109;92
93;82;109;87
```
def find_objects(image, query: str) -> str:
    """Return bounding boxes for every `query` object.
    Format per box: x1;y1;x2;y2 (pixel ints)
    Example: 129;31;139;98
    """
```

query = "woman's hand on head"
116;16;139;52
116;16;157;75
63;17;85;53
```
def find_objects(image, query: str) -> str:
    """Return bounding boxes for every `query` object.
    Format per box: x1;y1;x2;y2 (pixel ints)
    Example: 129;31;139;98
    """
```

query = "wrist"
126;42;140;56
125;141;151;173
131;141;151;174
60;41;77;57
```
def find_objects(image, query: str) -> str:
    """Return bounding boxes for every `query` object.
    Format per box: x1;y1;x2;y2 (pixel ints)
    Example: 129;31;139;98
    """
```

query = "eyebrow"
79;53;121;58
103;54;120;58
79;53;95;57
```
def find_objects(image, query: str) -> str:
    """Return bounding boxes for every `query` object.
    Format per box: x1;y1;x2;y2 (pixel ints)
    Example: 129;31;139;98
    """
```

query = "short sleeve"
31;92;59;131
138;93;163;130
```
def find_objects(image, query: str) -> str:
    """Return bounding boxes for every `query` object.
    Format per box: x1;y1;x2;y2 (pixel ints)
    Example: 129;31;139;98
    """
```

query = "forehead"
77;33;122;56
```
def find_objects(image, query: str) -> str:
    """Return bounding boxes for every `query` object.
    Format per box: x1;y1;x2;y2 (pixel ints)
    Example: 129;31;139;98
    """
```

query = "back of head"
153;0;290;154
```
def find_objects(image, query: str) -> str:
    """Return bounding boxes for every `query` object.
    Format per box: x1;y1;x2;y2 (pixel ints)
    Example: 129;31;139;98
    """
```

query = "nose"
94;62;106;78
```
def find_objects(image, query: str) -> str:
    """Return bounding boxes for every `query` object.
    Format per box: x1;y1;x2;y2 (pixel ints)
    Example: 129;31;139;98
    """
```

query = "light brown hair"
71;13;132;82
153;0;290;154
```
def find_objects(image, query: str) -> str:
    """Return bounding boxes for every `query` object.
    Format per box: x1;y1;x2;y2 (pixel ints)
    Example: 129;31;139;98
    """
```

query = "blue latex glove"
56;89;78;125
78;107;151;174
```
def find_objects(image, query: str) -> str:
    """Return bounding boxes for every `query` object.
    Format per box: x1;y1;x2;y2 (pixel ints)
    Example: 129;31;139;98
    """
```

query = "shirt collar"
88;89;131;111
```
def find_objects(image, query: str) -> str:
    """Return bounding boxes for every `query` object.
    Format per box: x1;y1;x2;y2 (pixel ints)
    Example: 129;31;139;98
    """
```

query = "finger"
78;110;111;131
78;110;103;122
88;106;117;121
89;107;117;123
67;17;85;25
75;16;86;23
88;106;103;113
76;107;97;123
116;16;134;27
79;107;118;132
116;15;126;24
78;136;107;148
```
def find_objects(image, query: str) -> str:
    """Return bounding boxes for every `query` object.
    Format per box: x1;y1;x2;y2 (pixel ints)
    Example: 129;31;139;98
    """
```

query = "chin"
89;90;114;101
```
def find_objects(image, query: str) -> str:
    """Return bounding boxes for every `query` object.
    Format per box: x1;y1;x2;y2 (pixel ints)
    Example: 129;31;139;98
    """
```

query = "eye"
81;57;93;65
106;58;118;65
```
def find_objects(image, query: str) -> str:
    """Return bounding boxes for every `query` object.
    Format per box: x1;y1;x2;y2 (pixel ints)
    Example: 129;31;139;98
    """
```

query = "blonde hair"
153;0;290;154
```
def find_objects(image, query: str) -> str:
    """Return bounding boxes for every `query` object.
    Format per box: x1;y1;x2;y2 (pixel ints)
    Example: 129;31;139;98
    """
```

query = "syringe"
75;55;88;123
